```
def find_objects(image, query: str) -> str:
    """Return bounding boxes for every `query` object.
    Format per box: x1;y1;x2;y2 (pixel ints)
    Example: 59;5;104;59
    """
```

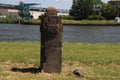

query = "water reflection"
0;24;120;43
63;26;120;43
0;24;40;42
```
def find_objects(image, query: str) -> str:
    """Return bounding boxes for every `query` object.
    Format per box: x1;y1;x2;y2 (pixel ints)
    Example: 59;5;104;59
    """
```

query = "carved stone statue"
40;7;63;73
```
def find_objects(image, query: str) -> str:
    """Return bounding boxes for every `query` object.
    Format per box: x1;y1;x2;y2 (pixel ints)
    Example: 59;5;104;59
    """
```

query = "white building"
30;11;44;19
0;3;69;20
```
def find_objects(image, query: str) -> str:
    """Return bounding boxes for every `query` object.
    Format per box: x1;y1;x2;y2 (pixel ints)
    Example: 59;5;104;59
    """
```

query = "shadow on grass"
11;67;41;74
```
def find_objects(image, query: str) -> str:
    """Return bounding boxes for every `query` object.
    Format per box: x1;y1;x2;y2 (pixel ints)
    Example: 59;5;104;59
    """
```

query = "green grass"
0;18;17;23
1;18;120;26
0;42;120;80
23;20;40;25
0;42;40;66
63;43;120;65
62;20;120;25
23;19;120;26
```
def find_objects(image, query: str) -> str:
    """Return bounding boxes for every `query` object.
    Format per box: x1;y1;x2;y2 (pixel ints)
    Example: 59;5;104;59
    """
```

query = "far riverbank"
23;20;120;26
1;18;120;26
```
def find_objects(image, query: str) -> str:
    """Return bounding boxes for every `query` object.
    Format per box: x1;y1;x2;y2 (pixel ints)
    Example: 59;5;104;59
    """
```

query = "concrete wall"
0;8;69;19
8;9;19;17
0;9;8;16
30;11;44;19
0;9;19;18
57;13;69;16
30;11;69;19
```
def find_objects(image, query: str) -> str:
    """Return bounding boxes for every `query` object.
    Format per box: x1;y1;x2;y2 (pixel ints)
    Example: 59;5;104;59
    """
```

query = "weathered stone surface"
40;6;63;73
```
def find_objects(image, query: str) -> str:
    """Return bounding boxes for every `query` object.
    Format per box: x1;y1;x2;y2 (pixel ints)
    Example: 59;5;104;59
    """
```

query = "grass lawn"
62;20;120;26
23;19;120;26
0;42;120;80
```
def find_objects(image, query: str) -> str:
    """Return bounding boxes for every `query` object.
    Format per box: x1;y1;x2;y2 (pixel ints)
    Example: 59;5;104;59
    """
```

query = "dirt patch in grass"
0;61;120;80
0;61;84;80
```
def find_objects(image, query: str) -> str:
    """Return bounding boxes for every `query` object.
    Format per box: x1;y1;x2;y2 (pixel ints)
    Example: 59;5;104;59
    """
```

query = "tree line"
69;0;119;20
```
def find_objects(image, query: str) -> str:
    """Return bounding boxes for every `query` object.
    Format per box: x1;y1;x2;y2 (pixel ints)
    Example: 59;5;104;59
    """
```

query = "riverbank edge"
22;22;120;26
22;20;120;26
1;20;120;26
1;22;120;26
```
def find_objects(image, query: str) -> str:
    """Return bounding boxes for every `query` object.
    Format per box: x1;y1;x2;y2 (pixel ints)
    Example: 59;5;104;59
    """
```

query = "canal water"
0;24;120;43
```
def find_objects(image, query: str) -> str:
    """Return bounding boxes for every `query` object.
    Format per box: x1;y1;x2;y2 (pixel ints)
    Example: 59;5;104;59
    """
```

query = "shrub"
87;15;105;20
0;17;17;23
60;15;75;20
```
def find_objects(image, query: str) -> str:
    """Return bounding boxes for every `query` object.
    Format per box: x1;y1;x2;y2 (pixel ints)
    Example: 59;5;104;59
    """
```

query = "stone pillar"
40;7;63;73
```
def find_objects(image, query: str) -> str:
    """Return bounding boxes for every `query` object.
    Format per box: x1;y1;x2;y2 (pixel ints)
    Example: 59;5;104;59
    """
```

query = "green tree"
101;3;116;20
93;0;103;15
70;0;103;20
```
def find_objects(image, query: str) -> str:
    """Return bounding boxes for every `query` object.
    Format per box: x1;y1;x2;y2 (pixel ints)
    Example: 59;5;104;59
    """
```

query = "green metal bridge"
19;2;39;20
